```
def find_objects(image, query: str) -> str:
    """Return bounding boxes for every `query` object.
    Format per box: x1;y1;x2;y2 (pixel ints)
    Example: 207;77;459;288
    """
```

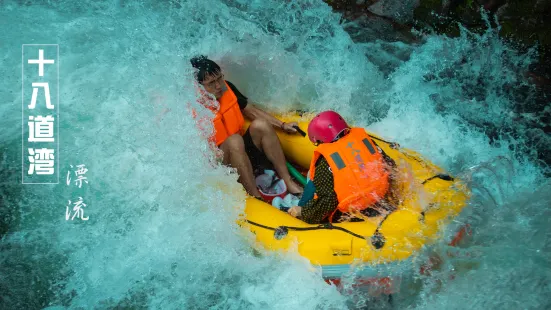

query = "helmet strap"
332;128;350;142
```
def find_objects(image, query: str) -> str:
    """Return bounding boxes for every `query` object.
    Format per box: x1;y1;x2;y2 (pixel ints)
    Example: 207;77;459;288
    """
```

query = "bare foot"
285;179;303;194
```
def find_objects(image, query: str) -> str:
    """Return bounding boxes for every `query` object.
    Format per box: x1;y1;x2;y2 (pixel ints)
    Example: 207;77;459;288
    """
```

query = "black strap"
368;135;424;166
368;135;456;183
368;135;400;149
422;174;454;184
244;220;366;240
293;125;307;137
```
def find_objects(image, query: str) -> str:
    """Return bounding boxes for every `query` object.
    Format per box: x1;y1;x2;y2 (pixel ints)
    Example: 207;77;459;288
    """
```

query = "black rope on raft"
244;220;367;240
368;135;456;184
368;135;400;149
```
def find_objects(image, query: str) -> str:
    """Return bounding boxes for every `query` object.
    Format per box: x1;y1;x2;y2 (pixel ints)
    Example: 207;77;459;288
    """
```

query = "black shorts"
243;129;274;176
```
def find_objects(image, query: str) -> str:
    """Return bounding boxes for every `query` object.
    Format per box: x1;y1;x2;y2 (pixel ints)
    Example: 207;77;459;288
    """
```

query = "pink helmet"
308;111;349;144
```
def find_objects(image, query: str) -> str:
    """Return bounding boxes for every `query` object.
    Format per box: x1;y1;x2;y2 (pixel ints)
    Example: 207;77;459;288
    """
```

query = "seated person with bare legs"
190;56;303;199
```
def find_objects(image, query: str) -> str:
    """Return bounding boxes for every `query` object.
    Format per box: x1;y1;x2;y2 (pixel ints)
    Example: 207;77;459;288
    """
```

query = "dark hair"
190;55;221;83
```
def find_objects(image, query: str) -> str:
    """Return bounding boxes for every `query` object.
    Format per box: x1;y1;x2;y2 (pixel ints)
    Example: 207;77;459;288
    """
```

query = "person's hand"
288;206;302;217
281;121;299;134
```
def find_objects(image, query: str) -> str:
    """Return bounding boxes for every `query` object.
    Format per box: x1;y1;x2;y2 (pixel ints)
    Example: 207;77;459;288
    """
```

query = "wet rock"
324;0;551;170
413;0;551;79
324;0;420;43
325;0;551;81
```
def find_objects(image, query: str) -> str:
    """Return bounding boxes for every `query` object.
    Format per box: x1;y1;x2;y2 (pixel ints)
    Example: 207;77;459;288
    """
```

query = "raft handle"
421;174;454;185
371;231;386;249
293;125;307;137
274;226;289;240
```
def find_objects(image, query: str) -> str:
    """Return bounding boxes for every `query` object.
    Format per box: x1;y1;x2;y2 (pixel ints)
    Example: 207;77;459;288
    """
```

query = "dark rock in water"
324;0;420;43
413;0;551;80
324;0;551;171
325;0;551;79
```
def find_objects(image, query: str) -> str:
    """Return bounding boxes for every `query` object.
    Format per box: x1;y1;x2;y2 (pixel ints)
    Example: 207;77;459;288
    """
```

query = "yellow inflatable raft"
239;113;470;278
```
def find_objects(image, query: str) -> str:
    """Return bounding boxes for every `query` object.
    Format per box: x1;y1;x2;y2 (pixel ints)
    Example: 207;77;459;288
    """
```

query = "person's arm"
289;157;339;224
242;103;298;134
297;180;316;206
226;80;298;134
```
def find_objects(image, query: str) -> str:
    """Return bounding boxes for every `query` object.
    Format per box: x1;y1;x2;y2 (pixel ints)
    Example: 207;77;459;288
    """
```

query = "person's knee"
249;119;273;135
222;134;246;154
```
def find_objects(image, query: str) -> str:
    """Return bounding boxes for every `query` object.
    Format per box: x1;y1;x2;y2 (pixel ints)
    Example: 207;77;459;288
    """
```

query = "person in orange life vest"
288;111;397;224
190;55;304;199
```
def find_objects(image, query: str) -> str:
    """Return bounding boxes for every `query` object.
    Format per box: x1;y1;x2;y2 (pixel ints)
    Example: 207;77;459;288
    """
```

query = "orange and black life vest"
309;128;390;220
194;82;245;146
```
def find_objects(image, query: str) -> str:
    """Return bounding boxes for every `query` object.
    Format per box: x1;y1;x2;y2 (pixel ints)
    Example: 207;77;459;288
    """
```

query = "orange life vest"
195;82;245;146
309;128;390;219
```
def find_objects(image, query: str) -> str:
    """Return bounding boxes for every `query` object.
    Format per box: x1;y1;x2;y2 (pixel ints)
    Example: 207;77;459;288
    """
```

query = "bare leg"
220;134;262;198
248;119;303;194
